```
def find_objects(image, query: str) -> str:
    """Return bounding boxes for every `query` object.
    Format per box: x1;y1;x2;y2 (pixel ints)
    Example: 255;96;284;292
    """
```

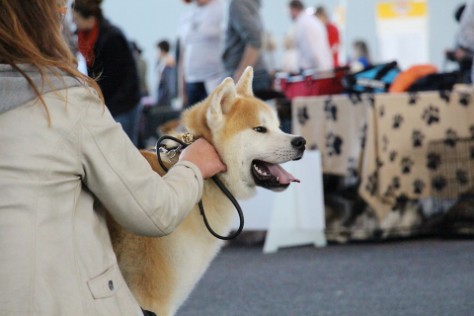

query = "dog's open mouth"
251;160;300;190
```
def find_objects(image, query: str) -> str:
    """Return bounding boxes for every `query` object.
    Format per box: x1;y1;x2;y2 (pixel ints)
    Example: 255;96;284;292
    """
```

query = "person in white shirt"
281;31;299;73
179;0;226;107
288;0;333;71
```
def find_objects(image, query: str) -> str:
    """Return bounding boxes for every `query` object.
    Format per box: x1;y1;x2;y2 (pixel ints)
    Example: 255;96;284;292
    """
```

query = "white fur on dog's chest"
167;221;226;312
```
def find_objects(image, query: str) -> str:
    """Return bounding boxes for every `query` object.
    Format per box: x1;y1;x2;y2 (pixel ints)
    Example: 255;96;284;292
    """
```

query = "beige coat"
0;85;203;315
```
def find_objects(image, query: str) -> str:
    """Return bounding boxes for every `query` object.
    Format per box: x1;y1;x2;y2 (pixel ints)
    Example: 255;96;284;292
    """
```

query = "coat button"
108;280;114;291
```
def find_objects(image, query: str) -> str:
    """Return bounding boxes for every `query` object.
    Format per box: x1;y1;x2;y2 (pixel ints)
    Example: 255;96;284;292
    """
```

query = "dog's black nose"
291;136;306;150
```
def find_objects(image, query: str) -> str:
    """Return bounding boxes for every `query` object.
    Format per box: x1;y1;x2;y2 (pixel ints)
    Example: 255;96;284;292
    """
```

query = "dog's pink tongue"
267;164;300;184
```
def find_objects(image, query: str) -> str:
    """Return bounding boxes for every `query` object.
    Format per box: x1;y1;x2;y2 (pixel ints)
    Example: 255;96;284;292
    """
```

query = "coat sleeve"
79;91;203;236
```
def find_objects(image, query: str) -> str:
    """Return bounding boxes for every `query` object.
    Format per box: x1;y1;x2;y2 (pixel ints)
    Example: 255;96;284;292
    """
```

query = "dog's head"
183;67;306;199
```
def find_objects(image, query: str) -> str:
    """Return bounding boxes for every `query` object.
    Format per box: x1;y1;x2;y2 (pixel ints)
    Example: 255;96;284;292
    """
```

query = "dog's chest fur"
111;182;235;315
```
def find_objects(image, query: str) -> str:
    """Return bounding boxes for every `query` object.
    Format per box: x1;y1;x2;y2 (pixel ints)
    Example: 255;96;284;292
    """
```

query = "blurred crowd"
65;0;473;147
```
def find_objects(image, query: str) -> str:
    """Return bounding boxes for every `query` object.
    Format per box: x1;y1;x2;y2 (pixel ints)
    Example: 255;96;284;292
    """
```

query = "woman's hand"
179;138;226;179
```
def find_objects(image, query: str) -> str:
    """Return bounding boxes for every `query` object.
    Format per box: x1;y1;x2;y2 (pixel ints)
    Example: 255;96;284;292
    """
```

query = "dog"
106;67;306;315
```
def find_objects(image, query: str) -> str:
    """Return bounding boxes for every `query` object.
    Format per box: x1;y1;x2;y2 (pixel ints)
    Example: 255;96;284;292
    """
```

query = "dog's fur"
106;67;305;315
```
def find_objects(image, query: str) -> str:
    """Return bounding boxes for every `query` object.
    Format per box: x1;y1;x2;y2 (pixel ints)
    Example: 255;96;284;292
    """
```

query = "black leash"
155;135;244;240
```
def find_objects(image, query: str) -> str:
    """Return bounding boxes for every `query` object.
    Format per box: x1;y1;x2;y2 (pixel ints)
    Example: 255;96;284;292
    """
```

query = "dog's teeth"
254;164;271;177
276;177;280;182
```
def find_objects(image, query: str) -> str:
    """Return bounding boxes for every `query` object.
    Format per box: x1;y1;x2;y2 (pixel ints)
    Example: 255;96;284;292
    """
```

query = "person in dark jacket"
156;40;177;107
72;0;142;145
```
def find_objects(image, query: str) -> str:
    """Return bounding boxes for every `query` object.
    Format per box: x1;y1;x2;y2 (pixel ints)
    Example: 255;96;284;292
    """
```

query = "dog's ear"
236;66;254;97
206;77;236;129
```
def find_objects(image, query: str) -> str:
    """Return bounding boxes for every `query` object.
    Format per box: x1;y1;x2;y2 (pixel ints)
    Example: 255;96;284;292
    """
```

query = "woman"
0;1;226;315
72;0;142;145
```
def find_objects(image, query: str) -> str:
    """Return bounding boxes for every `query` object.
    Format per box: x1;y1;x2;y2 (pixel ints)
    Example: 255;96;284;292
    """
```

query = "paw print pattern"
379;105;385;118
422;105;440;125
408;93;419;105
360;124;367;149
310;143;318;151
439;90;451;103
459;93;471;107
367;94;375;107
444;129;458;148
376;158;384;170
412;130;425;148
348;93;362;105
324;99;338;121
413;179;425;195
456;169;469;186
432;176;447;192
297;106;309;125
392;114;404;129
382;135;389;152
470;125;474;139
389;150;398;162
392;193;410;211
393;194;409;211
391;176;401;190
365;172;378;196
347;158;359;179
384;185;396;198
426;152;442;170
326;133;343;156
400;157;414;174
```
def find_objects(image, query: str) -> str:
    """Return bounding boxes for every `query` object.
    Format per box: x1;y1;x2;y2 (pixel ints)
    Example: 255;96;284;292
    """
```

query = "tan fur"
158;118;181;137
106;67;304;315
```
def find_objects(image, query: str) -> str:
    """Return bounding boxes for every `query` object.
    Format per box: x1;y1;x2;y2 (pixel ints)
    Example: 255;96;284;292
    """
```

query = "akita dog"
106;67;306;315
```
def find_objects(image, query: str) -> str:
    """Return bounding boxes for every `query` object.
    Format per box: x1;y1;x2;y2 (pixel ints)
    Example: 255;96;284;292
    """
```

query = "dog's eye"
253;126;267;133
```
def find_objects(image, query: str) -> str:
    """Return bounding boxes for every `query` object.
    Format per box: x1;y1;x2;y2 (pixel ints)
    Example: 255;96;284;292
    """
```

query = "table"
292;85;474;241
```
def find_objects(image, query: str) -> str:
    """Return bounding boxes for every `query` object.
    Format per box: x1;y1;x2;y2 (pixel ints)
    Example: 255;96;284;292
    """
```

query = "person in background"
446;3;473;83
131;41;149;98
72;0;142;146
62;18;78;55
288;0;333;71
179;0;226;108
315;6;340;68
281;32;299;74
350;39;372;72
156;40;177;107
457;1;474;82
222;0;271;92
0;0;226;315
262;31;278;76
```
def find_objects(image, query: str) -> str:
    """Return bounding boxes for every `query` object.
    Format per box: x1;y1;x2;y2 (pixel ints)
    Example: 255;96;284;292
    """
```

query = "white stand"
263;151;326;253
234;151;326;253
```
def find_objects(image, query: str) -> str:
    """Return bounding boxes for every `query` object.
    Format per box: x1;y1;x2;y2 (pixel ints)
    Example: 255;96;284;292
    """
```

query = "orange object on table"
389;64;438;93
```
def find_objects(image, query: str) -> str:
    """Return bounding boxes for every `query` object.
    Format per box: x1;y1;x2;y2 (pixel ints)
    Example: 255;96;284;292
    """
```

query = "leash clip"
158;146;181;163
181;133;195;145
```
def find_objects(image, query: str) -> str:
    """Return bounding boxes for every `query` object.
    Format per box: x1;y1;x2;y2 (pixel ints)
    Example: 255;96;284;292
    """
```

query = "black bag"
408;71;466;92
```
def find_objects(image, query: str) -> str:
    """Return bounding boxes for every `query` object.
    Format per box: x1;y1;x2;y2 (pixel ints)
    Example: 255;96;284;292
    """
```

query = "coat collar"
0;64;83;115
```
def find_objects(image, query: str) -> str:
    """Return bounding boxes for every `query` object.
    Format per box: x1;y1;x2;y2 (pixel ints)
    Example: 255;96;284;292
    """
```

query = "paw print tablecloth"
359;86;474;219
291;86;474;239
292;94;370;177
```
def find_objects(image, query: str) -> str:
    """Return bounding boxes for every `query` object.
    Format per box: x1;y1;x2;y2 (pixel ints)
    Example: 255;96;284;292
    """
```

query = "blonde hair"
0;0;103;124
